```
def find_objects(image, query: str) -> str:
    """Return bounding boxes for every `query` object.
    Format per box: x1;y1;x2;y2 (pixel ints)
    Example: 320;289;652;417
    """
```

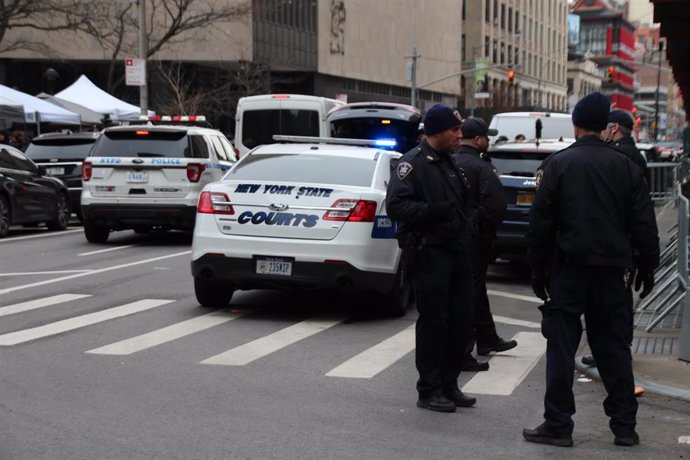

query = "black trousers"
541;265;637;437
410;244;474;397
469;236;499;348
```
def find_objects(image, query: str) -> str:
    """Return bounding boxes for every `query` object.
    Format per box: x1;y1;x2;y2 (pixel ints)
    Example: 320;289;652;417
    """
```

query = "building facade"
567;57;602;110
462;0;569;118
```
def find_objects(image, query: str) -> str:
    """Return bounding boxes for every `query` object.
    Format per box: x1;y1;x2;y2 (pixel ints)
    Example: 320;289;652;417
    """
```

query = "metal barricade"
647;162;680;203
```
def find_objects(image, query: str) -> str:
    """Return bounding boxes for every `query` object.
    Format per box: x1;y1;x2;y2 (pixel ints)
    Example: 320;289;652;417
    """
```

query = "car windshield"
330;118;419;153
26;139;96;160
490;150;553;177
92;130;194;158
229;153;375;187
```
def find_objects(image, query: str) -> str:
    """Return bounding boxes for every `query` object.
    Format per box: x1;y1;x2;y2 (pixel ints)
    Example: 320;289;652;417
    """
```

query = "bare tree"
0;0;97;55
79;0;252;93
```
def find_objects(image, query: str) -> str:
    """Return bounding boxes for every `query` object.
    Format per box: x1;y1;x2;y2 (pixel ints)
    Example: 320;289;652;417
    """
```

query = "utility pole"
653;41;663;142
138;0;148;115
409;46;419;108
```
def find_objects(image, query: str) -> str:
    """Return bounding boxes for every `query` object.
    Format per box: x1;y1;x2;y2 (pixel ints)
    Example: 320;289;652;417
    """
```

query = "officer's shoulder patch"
535;168;544;190
397;161;413;180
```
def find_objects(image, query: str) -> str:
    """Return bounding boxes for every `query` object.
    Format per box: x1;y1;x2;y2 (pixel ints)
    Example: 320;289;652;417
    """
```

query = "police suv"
489;139;573;261
190;136;411;316
81;116;236;243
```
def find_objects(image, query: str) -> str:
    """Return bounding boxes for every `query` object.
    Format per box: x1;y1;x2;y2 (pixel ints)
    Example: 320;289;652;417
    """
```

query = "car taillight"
82;161;92;181
323;199;377;222
187;163;206;182
197;192;234;215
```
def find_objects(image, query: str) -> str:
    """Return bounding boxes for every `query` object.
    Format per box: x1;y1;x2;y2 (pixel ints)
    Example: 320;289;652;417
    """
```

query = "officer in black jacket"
603;110;649;183
452;118;516;372
386;104;476;413
523;93;660;448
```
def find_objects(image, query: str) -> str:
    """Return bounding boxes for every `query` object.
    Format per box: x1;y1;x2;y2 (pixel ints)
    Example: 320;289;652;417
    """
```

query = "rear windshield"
91;130;198;158
331;118;418;153
492;117;573;141
490;150;553;177
26;139;96;160
229;154;375;187
242;110;320;150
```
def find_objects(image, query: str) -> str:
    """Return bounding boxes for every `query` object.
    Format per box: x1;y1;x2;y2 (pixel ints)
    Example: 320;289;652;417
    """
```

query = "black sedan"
0;144;71;238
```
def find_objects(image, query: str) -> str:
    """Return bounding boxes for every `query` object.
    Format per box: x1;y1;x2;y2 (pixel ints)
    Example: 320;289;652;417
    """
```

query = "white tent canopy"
0;84;81;125
37;92;103;125
55;75;152;121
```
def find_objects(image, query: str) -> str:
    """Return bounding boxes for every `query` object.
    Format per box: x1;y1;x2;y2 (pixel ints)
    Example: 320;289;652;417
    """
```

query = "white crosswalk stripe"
201;317;343;366
462;331;546;396
0;299;173;346
326;324;415;378
0;294;91;318
86;310;243;355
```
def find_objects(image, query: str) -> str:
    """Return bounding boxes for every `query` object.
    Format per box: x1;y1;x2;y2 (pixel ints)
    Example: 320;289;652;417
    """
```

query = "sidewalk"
576;201;690;401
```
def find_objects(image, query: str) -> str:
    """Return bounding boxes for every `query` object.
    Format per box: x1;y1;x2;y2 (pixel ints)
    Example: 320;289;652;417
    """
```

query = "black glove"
427;201;454;219
531;272;550;301
635;269;655;299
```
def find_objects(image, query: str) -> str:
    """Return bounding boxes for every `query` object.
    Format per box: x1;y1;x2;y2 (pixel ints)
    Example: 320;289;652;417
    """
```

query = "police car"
190;136;411;316
81;116;236;243
489;139;573;261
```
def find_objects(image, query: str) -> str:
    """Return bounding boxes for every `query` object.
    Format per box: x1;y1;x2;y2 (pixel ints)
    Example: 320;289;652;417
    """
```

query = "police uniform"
386;107;475;411
453;141;512;356
608;110;650;184
524;93;660;447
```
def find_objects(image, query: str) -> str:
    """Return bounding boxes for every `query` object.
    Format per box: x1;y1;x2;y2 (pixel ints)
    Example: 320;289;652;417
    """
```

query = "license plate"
45;167;64;176
516;193;534;206
127;171;149;183
255;256;293;276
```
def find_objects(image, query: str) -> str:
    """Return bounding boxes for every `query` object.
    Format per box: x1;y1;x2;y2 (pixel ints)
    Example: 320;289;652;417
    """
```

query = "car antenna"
535;119;543;147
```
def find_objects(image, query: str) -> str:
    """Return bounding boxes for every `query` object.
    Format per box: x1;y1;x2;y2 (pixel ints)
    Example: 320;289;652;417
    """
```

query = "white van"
234;94;345;158
488;112;574;144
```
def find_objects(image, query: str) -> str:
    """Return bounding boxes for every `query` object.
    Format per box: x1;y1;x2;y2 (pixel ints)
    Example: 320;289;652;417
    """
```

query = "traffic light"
507;70;515;87
607;66;615;83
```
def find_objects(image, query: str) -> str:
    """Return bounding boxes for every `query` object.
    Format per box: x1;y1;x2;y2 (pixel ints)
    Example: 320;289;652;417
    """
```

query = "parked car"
0;144;71;238
489;139;573;261
488;112;574;145
81;122;236;243
25;131;99;221
327;102;422;153
190;137;411;316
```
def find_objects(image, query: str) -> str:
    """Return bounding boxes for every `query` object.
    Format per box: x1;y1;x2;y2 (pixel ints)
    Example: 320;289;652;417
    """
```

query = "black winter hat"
460;117;498;138
572;92;610;131
608;110;634;131
423;104;463;135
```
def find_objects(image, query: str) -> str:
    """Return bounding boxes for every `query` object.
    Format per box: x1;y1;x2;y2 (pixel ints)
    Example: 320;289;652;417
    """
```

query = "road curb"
575;356;690;402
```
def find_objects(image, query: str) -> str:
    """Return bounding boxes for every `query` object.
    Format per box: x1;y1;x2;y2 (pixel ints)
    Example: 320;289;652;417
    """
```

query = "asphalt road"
1;225;688;459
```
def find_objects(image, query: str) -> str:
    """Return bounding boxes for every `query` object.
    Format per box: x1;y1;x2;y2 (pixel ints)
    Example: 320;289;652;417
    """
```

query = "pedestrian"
515;133;526;141
582;110;651;368
523;92;660;447
453;118;516;373
10;130;28;151
0;129;10;145
602;110;649;183
386;104;476;413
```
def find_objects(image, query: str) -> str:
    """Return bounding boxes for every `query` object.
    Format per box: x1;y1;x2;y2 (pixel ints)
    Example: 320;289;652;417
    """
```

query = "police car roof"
103;124;220;134
490;139;574;153
250;142;390;159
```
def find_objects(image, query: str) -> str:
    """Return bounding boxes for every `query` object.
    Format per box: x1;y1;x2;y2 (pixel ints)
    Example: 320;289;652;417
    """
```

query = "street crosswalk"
0;292;546;394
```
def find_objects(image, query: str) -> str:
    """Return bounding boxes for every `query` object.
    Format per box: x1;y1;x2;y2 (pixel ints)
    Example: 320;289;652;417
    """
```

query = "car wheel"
47;192;70;231
194;277;234;307
0;195;10;238
381;265;414;317
84;219;110;243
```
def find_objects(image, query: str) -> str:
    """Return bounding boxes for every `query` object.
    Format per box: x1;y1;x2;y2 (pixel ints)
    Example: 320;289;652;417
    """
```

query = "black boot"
444;389;477;407
417;393;456;413
522;423;574;447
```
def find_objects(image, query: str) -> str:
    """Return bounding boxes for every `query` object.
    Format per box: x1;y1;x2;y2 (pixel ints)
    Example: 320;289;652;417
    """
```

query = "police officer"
386;104;476;413
452;118;516;372
603;110;649;182
522;92;660;447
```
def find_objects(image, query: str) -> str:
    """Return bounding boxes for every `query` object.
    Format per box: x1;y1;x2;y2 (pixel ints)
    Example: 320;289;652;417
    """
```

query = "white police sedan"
190;137;412;316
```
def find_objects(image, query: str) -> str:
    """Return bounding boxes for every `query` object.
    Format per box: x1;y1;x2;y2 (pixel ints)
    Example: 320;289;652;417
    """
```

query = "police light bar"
273;135;394;148
138;115;207;123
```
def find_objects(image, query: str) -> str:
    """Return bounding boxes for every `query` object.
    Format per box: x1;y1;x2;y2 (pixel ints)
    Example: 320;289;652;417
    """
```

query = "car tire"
47;192;70;231
84;219;110;243
381;265;414;317
194;277;234;307
0;195;10;238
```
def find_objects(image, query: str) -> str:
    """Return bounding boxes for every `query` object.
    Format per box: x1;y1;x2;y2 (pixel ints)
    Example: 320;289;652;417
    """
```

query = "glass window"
490;150;554;177
209;136;228;161
242;109;320;150
0;149;14;169
189;135;210;158
229;154;375;187
93;130;197;158
219;137;238;162
7;147;36;172
25;139;96;160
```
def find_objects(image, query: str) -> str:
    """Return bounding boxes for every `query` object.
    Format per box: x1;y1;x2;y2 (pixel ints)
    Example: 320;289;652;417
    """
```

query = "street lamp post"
653;41;664;142
136;0;148;115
